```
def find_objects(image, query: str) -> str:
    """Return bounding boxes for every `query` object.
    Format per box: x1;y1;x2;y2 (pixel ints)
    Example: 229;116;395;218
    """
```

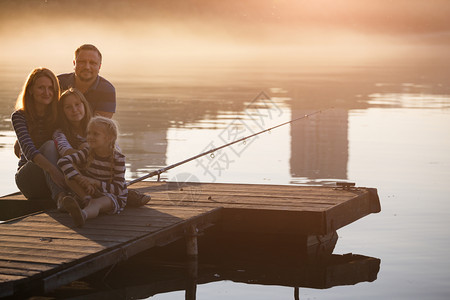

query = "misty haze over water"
1;1;450;299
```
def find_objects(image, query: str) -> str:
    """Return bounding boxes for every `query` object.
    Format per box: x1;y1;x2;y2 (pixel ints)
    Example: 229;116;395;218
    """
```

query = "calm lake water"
1;55;449;299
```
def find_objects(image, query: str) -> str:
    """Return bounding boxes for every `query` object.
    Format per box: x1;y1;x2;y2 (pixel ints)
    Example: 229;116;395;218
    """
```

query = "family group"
11;44;150;227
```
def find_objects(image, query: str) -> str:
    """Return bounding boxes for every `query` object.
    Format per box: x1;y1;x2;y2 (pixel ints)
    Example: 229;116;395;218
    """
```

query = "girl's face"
63;94;86;124
87;123;111;152
31;76;54;107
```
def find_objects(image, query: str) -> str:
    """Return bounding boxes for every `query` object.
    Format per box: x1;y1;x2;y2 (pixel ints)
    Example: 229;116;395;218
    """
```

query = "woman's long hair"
58;88;92;148
15;68;60;139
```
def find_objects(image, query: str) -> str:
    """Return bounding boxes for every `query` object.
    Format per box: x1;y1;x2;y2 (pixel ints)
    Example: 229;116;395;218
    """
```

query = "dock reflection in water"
47;232;380;299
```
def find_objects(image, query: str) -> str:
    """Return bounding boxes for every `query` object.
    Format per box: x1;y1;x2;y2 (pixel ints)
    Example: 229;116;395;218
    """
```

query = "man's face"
74;50;101;83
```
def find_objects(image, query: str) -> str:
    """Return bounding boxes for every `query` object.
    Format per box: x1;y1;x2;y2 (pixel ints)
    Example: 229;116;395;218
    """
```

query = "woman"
54;88;150;207
12;68;66;202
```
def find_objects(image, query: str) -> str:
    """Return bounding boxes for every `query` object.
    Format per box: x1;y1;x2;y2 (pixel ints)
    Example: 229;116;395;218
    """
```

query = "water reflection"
111;65;448;187
1;64;450;191
290;108;348;184
45;232;380;299
368;91;450;108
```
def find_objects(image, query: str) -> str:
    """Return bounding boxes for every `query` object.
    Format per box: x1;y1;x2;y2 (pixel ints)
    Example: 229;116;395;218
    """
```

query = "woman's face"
31;76;54;107
63;94;86;124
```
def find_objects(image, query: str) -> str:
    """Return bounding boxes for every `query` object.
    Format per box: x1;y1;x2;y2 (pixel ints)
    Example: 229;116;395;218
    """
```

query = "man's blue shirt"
58;73;116;113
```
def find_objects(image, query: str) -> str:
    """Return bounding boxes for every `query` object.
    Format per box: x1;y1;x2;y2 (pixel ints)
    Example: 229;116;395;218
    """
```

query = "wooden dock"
0;181;380;298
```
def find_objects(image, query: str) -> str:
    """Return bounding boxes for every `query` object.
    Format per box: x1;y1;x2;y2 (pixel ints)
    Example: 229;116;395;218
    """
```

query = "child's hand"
75;175;100;196
75;175;94;191
84;183;97;196
84;176;100;188
74;174;88;186
78;142;89;150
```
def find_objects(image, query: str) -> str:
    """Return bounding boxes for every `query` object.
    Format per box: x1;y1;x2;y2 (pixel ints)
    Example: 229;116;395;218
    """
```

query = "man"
58;44;115;118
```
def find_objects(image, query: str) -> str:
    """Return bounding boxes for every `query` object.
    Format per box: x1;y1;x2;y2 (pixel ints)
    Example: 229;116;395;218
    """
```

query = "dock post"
186;225;198;257
185;256;198;300
185;225;198;300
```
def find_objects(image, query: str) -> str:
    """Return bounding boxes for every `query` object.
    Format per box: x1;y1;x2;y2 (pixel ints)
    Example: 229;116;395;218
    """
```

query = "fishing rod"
127;108;330;186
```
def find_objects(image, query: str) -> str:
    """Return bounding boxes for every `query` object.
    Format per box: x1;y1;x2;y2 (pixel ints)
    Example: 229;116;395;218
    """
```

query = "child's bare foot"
63;196;86;227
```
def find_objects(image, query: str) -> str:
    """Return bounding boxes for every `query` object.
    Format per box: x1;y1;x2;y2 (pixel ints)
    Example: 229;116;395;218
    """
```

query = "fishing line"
127;108;332;186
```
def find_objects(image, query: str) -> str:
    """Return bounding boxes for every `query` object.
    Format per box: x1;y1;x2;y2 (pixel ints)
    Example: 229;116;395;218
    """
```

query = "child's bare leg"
83;196;113;220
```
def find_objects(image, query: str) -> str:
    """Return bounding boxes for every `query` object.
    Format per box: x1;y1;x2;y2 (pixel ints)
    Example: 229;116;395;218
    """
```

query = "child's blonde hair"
88;116;119;152
86;117;120;183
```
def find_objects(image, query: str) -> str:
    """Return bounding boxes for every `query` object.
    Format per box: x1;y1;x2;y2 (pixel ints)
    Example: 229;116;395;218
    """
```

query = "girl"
57;116;128;227
54;88;92;157
54;88;149;209
12;67;66;202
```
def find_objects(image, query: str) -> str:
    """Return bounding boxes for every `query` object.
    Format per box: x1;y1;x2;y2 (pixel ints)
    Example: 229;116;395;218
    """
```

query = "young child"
57;116;127;227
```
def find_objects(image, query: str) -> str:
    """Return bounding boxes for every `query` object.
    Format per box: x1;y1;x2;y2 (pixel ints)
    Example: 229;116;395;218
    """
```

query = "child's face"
87;124;111;151
63;94;85;124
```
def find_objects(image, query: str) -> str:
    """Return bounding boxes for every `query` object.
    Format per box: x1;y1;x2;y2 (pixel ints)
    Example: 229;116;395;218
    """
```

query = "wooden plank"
152;190;350;202
17;215;188;228
0;260;57;272
147;195;343;207
132;181;337;193
0;246;94;260
0;251;76;265
0;240;105;254
0;228;141;243
0;267;41;278
12;209;209;225
0;222;151;235
0;235;116;248
148;199;337;212
135;183;365;205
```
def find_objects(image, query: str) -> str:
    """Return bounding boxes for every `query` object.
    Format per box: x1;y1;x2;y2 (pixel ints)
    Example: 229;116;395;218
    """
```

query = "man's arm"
91;76;115;119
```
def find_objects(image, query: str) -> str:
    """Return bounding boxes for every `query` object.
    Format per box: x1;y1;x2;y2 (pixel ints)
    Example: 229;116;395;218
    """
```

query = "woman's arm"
11;111;40;161
12;111;65;187
33;153;66;188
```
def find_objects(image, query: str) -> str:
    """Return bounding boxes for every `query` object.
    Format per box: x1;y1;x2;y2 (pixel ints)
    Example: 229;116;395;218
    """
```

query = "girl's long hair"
15;68;60;139
58;88;92;148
